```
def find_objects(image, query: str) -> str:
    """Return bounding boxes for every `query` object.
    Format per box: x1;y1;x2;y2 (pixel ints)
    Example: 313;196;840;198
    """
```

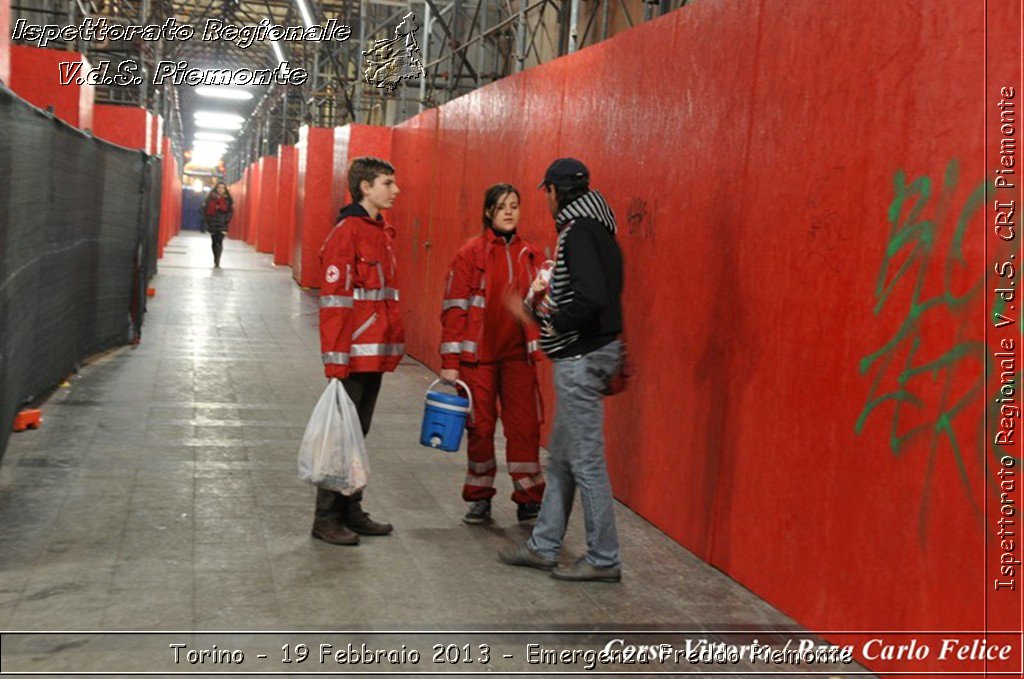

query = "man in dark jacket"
499;158;625;582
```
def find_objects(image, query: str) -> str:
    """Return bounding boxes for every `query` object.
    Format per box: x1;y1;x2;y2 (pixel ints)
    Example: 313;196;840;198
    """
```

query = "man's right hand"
439;369;459;385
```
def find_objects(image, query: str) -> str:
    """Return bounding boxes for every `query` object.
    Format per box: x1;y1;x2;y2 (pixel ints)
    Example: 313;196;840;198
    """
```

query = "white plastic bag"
297;379;369;496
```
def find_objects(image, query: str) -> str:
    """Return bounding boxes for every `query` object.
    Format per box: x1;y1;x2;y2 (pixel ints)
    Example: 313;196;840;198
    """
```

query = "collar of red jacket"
337;203;396;238
485;228;520;246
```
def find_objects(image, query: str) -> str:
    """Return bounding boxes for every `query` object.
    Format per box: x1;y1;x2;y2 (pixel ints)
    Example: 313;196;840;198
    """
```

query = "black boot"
311;488;359;545
343;493;393;536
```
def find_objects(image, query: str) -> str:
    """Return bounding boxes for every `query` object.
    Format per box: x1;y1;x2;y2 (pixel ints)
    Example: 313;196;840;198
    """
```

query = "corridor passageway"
0;233;801;637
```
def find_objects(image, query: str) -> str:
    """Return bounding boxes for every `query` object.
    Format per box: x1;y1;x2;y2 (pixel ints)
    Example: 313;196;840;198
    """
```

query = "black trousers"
341;372;383;436
211;232;225;263
315;372;383;519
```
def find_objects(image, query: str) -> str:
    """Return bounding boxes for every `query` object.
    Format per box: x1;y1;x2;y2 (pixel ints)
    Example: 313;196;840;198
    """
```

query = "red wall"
256;156;278;254
275;145;298;266
293;126;336;287
93;104;150;150
332;123;394;207
384;0;1022;670
0;0;10;84
292;124;396;287
9;46;93;129
157;137;181;258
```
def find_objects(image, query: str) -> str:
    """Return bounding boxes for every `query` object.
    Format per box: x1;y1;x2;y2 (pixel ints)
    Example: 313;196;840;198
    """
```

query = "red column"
93;104;150;149
149;114;163;156
256;155;278;254
275;145;298;267
9;46;94;128
293;125;336;288
246;162;260;246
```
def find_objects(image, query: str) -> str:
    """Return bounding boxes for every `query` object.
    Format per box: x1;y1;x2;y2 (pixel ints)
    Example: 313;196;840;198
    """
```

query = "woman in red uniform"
439;183;546;525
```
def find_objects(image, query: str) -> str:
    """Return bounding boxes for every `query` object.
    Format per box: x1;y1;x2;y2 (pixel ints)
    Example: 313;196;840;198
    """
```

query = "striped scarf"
539;190;617;356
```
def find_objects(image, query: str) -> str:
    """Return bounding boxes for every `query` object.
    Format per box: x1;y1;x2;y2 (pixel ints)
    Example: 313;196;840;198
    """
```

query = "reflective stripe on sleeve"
442;298;470;311
353;288;400;301
470;295;486;308
526;340;540;354
350;343;405;357
322;352;350;365
320;295;354;308
440;341;478;354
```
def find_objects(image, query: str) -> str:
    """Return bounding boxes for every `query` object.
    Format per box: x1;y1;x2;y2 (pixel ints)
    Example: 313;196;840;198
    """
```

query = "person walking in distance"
312;156;404;546
202;182;233;268
439;183;546;526
499;159;625;582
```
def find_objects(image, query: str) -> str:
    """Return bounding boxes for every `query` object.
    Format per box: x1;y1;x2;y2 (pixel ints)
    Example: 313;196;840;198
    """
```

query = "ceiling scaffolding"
8;0;691;179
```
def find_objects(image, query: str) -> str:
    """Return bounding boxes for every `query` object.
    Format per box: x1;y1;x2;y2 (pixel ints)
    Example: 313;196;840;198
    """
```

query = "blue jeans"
527;339;622;568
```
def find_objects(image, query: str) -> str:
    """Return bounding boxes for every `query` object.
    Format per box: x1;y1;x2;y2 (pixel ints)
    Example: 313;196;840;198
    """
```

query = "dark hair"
482;183;520;229
550;177;589;212
348;156;395;202
205;182;232;204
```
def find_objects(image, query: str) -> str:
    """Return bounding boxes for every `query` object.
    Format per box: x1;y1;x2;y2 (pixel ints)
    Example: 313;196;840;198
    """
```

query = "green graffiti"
855;159;988;536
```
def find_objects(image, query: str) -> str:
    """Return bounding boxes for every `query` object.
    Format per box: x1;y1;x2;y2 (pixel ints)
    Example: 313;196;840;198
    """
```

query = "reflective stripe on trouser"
460;357;544;504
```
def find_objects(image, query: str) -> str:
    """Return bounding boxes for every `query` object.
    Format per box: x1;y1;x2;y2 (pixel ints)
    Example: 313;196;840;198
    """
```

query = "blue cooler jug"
420;379;473;451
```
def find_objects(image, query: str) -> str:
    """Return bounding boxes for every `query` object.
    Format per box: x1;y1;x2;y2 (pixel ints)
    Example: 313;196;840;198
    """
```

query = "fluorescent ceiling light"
195;132;235;142
195;120;243;131
295;0;315;29
196;86;253;101
194;111;245;124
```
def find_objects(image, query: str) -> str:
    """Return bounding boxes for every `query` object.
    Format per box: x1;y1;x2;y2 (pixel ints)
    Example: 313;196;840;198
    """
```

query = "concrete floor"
0;231;869;676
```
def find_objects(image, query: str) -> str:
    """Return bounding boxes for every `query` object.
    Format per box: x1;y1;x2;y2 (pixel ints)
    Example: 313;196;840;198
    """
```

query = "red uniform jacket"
440;231;544;369
319;204;405;378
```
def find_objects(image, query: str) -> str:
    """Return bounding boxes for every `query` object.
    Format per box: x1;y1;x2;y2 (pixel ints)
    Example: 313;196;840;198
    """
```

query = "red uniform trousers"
460;357;545;505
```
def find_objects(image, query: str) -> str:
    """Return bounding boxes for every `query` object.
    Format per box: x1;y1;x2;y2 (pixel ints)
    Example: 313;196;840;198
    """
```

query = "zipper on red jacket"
504;240;514;284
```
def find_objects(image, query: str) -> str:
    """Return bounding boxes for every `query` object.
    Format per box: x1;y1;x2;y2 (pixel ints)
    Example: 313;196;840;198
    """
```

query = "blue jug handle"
427;378;474;425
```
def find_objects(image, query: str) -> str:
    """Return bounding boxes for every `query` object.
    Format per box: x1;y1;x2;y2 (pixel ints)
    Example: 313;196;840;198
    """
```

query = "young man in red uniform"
312;156;405;546
439;183;546;525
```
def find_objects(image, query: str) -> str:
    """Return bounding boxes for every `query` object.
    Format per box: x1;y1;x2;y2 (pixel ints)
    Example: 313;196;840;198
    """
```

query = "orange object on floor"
146;287;156;297
13;409;42;432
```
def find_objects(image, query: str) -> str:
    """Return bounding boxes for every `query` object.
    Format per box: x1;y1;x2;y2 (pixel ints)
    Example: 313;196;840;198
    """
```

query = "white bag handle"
427;378;474;425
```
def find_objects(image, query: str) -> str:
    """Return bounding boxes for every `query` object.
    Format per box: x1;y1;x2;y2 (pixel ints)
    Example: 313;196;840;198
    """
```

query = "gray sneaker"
550;558;621;582
463;499;492;525
498;543;557;571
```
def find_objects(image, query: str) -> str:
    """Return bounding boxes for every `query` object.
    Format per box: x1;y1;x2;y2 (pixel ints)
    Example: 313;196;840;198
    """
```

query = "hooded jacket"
537;190;623;359
440;230;545;368
318;203;405;378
